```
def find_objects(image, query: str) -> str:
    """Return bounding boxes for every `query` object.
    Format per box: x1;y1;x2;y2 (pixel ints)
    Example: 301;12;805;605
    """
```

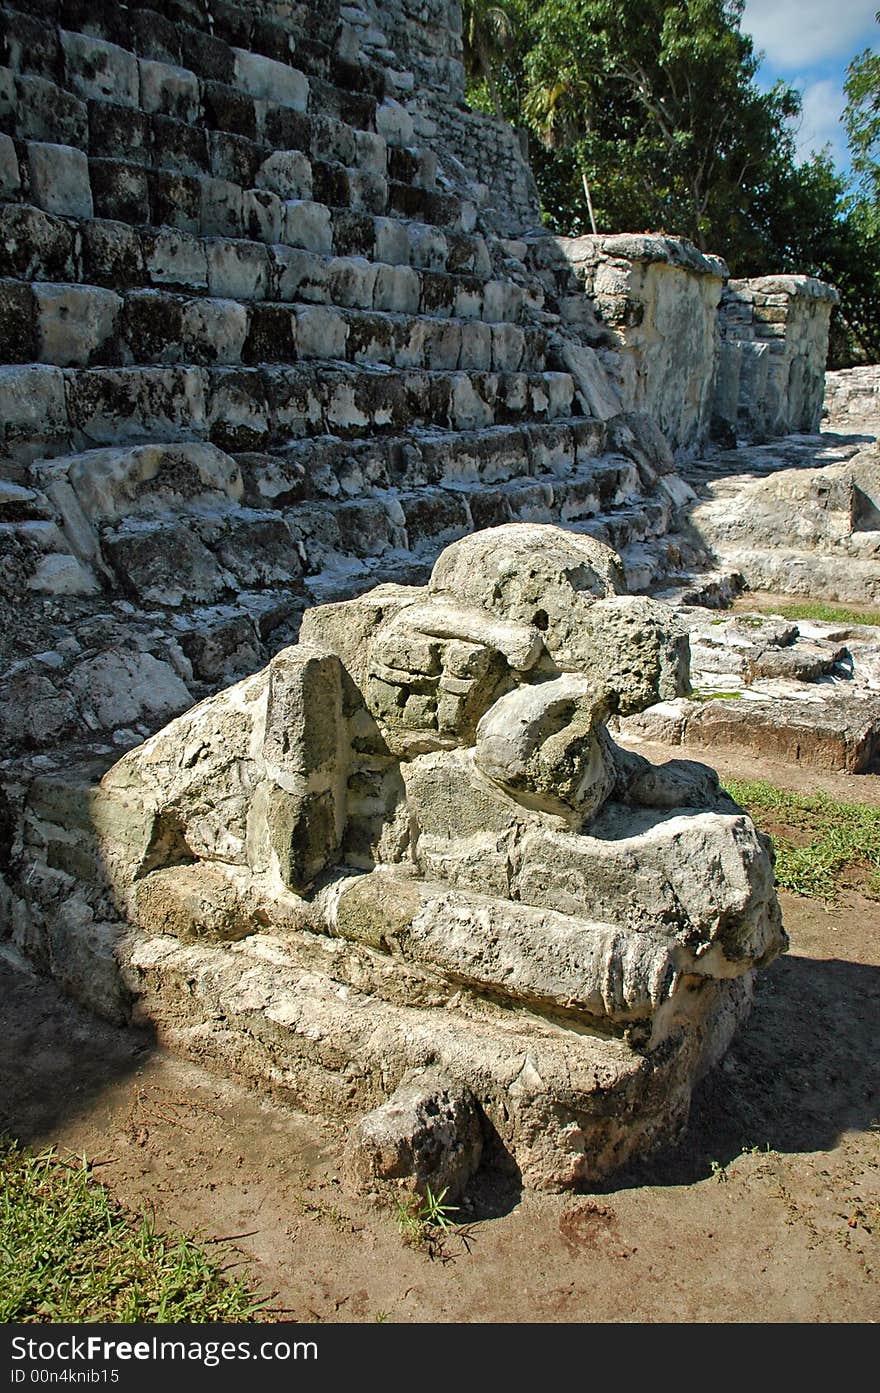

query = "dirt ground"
2;742;879;1324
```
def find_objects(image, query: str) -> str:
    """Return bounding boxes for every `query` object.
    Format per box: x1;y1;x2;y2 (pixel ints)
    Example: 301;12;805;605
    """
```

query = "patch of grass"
689;689;743;703
751;600;880;628
396;1184;459;1250
724;778;880;901
0;1138;268;1323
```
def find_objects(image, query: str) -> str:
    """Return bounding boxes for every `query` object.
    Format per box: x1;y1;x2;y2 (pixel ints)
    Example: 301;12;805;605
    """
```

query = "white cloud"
790;77;848;162
742;0;877;70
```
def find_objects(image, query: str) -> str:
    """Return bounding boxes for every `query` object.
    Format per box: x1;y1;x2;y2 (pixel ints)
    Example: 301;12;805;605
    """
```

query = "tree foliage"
461;0;880;367
845;19;880;202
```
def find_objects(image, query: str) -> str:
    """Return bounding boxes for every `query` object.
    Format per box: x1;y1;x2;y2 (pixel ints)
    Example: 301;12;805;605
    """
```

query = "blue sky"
741;0;878;176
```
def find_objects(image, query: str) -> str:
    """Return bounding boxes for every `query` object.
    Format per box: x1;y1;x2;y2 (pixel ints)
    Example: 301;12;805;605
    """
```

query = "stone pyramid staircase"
0;0;684;765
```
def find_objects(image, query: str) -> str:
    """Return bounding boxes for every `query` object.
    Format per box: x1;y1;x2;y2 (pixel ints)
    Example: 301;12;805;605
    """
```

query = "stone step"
14;434;650;609
0;3;390;107
239;418;613;503
6;137;467;240
0;204;494;300
2;62;431;192
0;280;538;372
0;361;582;465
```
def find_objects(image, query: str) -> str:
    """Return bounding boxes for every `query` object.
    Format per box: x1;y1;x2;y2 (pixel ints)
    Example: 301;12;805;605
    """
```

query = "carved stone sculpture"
62;524;785;1192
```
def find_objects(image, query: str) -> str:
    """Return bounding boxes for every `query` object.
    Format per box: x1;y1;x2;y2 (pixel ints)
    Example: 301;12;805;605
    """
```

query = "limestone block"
541;371;575;418
103;643;351;890
0;132;20;196
0;203;77;282
207;130;263;187
138;59;200;123
200;178;244;238
349;312;395;365
483;280;523;323
408;223;447;271
378;599;544;673
180;297;249;364
273;247;330;303
26;551;99;595
453;281;482;319
493;323;528;374
294;306;349;360
82;219;143;289
345;1068;483;1201
429;524;624;666
423;321;461;370
355;130;388;176
25;142;93;220
311;114;356;167
516;807;784;971
144;229;208;290
102;516;229;606
560;340;623;420
573;596;691;712
66;650;192;733
63;442;243;522
0;364;68;459
327;257;379;309
133;863;264;943
46;898;130;1025
60;31;140;107
334;872;677;1026
99;667;269;873
283;200;333;254
348;169;388;216
450;374;493;430
34;284;122;367
376;98;415;146
325;381;370;432
242;190;283;245
0;278;35;366
299;585;421;690
257;150;313;201
458;320;493;371
206;239;270;301
207;375;271;453
233;50;308;109
474;675;615;818
65;366;208;446
374;216;410;266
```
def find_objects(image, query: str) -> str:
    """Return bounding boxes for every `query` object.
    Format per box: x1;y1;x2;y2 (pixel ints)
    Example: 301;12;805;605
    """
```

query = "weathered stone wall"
546;234;728;457
824;364;880;429
351;0;541;234
716;276;838;442
0;0;680;772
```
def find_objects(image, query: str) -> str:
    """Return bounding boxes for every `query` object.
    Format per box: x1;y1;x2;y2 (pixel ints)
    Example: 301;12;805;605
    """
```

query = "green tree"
460;0;522;119
844;14;880;201
509;0;800;252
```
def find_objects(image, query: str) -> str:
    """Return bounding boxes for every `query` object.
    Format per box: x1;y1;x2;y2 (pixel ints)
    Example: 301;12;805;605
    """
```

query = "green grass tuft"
750;601;880;628
0;1139;268;1324
724;778;880;901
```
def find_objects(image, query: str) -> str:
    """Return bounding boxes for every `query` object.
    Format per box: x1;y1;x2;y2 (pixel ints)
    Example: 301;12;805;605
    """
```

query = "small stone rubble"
621;605;880;773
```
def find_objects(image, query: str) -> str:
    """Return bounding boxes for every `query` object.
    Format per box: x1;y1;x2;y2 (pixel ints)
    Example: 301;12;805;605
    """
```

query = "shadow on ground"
603;952;880;1191
0;960;155;1147
2;939;878;1210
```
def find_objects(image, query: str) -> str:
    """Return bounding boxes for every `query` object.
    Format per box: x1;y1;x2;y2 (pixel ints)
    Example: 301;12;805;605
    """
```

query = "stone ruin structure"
0;0;871;1191
12;523;786;1192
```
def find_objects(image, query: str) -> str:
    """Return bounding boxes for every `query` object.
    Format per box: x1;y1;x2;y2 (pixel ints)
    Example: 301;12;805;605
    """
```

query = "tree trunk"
581;170;598;235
